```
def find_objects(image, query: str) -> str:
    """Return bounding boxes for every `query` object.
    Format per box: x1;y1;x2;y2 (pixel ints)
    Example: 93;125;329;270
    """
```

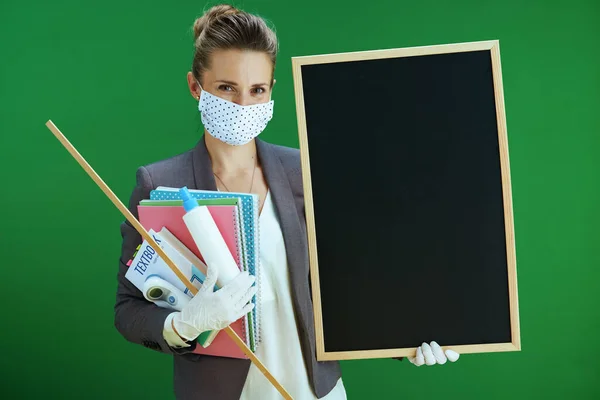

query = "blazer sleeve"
113;166;198;356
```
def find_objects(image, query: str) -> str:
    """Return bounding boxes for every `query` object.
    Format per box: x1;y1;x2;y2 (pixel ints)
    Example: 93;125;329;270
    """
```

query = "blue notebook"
150;186;262;346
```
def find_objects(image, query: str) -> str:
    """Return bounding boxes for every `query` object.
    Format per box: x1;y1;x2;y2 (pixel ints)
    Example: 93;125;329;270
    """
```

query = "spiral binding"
232;208;250;350
252;193;262;347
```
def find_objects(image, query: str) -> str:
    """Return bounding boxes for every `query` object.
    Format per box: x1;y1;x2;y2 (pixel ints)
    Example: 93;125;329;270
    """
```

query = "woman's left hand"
407;341;460;366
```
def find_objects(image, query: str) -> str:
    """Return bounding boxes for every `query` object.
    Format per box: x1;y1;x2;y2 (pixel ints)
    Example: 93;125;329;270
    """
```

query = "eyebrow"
215;80;269;87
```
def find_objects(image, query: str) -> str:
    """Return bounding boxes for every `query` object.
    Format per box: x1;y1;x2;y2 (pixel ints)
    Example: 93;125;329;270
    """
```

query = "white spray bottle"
179;186;241;287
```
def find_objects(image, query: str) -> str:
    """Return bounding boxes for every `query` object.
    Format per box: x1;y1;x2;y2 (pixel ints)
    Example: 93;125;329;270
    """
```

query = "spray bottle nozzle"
179;186;197;212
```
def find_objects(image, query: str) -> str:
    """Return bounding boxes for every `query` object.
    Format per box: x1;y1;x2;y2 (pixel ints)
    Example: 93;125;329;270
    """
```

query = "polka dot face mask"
198;89;274;146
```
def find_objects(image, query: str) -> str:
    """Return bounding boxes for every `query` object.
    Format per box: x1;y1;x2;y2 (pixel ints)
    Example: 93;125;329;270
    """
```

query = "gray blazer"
114;136;342;399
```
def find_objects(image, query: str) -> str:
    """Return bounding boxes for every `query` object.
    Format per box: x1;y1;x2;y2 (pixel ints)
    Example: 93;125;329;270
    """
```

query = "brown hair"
192;4;278;86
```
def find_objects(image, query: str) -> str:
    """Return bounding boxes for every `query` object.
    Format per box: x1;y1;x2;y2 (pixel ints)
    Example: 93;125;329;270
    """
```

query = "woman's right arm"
113;166;198;355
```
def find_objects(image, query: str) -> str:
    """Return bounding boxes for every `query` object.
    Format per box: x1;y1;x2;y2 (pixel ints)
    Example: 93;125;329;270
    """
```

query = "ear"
187;71;202;100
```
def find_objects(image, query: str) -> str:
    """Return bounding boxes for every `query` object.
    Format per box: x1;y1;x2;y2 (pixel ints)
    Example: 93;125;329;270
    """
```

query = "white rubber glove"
408;341;460;366
171;263;257;341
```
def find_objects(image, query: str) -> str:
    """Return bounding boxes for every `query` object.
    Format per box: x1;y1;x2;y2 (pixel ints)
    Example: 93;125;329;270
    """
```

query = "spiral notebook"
138;203;253;358
138;197;255;352
150;186;262;347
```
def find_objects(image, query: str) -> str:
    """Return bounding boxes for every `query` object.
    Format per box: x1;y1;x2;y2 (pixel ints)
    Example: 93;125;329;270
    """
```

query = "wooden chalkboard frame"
291;40;520;361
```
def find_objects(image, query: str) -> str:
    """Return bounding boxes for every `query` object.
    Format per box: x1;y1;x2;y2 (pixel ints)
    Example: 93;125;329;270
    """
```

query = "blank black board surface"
291;40;520;361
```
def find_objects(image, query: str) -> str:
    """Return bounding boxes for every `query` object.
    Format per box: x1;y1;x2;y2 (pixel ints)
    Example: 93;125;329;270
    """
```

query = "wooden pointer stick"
45;120;293;400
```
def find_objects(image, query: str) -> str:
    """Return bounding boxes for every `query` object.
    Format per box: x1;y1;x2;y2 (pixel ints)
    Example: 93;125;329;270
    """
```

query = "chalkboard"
291;40;520;361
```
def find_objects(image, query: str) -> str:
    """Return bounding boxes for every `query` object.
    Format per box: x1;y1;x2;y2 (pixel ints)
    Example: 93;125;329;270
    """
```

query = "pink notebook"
138;204;249;359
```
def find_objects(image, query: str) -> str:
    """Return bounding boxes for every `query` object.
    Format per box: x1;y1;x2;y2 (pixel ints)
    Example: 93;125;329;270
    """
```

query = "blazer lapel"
256;138;308;274
257;139;318;381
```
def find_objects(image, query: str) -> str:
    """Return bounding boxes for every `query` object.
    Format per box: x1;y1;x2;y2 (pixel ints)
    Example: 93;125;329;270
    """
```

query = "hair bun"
193;4;240;40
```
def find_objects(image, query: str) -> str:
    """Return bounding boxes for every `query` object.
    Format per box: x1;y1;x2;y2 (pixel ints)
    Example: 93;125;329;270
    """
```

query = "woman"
114;4;458;400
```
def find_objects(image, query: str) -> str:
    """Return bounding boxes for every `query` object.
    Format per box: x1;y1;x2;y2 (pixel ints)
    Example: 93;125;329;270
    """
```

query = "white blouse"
240;191;347;400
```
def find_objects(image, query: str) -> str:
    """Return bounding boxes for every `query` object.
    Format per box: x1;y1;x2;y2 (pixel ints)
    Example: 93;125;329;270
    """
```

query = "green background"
1;0;599;398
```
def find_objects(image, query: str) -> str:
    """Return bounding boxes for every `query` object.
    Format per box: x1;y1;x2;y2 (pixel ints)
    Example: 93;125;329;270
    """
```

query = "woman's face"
189;49;274;106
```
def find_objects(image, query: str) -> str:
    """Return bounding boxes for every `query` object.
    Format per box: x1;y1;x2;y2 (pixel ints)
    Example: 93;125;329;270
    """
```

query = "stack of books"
125;187;261;359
